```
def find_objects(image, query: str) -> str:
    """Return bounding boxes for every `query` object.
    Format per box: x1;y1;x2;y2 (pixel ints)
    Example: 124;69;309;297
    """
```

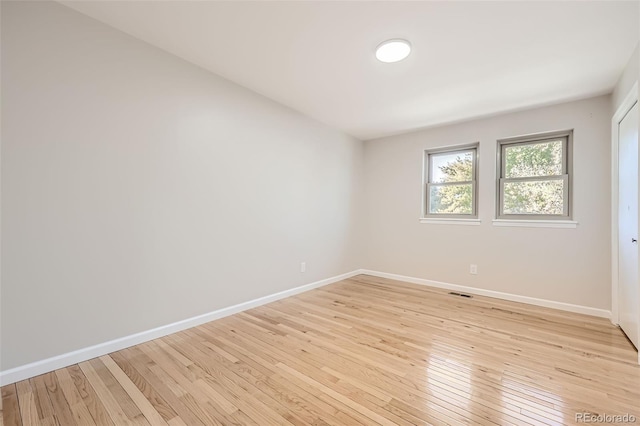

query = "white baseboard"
1;268;613;385
0;270;360;386
359;269;612;319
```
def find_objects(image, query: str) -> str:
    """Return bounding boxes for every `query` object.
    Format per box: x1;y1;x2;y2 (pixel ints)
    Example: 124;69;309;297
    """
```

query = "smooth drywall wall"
612;43;639;112
363;95;611;310
1;1;363;371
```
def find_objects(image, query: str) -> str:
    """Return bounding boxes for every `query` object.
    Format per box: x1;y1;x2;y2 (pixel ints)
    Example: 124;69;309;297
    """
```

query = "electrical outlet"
470;264;478;275
301;262;306;273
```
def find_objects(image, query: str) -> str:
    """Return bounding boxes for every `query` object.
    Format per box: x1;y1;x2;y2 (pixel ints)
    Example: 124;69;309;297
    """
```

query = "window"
497;130;572;220
423;144;478;218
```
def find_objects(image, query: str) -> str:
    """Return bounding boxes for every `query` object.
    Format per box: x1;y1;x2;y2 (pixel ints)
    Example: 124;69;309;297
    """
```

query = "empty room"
1;1;640;425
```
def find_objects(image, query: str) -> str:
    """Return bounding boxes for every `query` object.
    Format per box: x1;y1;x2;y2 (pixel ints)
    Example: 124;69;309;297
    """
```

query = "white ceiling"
60;1;639;140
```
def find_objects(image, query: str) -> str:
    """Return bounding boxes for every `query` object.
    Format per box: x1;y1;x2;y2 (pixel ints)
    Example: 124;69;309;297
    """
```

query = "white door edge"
611;81;638;328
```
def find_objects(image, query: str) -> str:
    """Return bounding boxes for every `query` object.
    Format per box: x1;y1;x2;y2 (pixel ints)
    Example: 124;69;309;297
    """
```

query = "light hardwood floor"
2;274;639;425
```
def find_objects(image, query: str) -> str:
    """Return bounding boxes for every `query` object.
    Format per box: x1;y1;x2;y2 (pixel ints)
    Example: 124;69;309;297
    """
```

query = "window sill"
492;219;578;229
419;218;481;226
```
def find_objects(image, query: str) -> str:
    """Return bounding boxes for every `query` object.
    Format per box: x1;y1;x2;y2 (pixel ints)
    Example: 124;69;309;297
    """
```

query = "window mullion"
502;175;567;183
429;181;474;187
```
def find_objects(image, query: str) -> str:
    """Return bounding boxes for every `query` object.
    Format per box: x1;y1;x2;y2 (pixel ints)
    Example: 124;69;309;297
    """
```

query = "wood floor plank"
66;365;114;426
78;360;139;425
178;329;341;425
41;372;76;426
89;358;149;425
3;274;639;425
99;355;169;426
160;334;300;426
106;352;177;423
213;314;492;426
238;308;508;424
1;384;23;426
15;380;39;426
30;375;57;426
53;368;96;426
193;329;365;425
112;349;207;426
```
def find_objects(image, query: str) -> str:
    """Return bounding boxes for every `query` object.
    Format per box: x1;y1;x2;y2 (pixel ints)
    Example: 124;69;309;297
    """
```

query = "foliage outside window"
497;130;572;219
424;144;478;218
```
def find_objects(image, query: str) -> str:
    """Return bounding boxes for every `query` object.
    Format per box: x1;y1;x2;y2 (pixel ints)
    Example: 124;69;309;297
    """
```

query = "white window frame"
422;143;479;219
496;130;573;221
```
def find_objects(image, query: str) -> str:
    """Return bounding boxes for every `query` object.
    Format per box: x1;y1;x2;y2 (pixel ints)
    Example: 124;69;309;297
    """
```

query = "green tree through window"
502;141;564;214
425;146;477;217
430;153;473;214
498;132;571;218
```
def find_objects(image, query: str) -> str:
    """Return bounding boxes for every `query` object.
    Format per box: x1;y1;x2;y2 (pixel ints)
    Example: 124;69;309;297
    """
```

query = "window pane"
503;180;564;215
504;140;563;178
430;151;473;183
429;184;473;214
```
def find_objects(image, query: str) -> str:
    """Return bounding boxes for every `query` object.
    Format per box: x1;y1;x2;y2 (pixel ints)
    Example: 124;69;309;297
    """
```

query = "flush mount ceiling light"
375;39;411;63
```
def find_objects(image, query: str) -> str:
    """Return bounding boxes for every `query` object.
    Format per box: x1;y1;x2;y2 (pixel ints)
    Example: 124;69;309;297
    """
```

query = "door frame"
611;81;638;341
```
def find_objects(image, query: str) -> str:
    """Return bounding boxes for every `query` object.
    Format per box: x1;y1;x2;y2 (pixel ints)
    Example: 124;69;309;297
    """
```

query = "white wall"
612;44;639;113
363;95;612;310
1;1;363;371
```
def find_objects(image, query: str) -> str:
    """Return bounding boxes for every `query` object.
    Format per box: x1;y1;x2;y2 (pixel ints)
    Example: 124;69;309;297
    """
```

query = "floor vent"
449;292;473;298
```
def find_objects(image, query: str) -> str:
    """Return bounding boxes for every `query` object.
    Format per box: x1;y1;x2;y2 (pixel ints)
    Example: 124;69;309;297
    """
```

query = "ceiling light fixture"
375;39;411;63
